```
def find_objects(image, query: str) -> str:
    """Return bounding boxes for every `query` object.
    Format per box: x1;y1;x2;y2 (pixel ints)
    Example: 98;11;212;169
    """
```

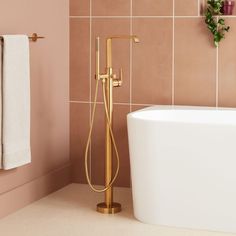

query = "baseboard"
0;164;71;219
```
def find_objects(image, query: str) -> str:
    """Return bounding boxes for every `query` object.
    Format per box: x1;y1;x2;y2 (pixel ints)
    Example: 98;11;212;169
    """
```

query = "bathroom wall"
70;0;236;187
0;0;70;218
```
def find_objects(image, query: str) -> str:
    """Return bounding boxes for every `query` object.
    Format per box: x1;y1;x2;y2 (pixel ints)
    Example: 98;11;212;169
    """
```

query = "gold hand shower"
85;35;140;214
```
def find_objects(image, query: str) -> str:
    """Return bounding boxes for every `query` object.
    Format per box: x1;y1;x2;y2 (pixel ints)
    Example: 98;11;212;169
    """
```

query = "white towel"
1;35;31;170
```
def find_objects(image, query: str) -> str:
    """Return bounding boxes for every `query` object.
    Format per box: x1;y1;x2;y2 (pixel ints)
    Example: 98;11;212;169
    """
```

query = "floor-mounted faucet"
85;35;140;214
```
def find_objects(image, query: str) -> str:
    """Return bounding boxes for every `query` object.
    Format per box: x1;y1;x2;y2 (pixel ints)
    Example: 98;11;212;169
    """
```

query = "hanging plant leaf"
205;0;230;47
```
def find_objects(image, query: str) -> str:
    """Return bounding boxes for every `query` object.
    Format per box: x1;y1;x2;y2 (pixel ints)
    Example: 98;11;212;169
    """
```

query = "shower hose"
84;78;120;193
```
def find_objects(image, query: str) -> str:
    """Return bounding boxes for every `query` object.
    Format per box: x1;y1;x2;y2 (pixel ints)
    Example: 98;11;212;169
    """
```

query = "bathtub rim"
127;105;236;125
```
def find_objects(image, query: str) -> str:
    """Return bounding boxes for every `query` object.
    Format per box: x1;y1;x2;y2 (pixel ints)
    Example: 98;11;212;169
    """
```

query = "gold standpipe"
85;35;140;214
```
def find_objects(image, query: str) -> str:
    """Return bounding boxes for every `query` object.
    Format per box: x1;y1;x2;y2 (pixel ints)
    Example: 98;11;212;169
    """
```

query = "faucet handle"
113;68;123;87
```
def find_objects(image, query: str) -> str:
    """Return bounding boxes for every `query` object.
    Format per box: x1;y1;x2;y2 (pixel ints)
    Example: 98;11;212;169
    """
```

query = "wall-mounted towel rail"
0;33;45;42
28;33;45;42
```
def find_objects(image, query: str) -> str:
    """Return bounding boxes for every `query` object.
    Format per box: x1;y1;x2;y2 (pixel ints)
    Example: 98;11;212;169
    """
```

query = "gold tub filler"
84;35;140;214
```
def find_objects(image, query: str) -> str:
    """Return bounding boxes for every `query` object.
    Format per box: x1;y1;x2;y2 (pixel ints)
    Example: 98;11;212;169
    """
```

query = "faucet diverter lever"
113;68;123;87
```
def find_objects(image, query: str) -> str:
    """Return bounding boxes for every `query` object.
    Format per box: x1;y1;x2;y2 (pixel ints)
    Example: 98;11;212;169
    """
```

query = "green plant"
205;0;230;46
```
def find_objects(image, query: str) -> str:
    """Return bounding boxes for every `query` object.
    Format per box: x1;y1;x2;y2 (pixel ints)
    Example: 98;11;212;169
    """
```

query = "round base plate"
97;202;121;214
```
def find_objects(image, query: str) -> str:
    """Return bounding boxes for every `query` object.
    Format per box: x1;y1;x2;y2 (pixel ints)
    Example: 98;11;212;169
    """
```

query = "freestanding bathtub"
127;106;236;233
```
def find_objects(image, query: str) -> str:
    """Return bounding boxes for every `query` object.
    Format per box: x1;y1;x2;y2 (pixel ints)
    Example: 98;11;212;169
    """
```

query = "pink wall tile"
132;18;172;105
174;18;216;106
112;105;131;187
90;104;130;187
71;102;131;187
219;18;236;107
92;0;130;16
175;0;198;16
91;104;105;185
70;0;90;16
70;19;90;101
133;0;173;16
70;103;90;183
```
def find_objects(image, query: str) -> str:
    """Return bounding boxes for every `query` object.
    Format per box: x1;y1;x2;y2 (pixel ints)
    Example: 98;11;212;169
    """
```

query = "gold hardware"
97;202;122;214
29;33;45;42
0;33;45;43
113;68;123;87
95;37;100;80
85;35;140;214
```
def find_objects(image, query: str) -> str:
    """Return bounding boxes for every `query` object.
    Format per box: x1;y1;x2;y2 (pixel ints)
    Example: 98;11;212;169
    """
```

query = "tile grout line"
89;0;92;181
69;15;209;18
129;0;133;186
198;0;200;17
130;0;133;113
172;0;175;105
70;100;162;107
70;100;100;104
216;20;219;107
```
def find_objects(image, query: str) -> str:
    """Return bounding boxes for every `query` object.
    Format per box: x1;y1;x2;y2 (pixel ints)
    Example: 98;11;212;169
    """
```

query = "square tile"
70;0;90;16
70;103;90;183
92;0;130;16
175;0;198;16
91;104;131;187
174;18;216;106
219;18;236;107
133;0;173;16
91;104;105;185
132;18;173;105
113;105;131;187
70;19;90;101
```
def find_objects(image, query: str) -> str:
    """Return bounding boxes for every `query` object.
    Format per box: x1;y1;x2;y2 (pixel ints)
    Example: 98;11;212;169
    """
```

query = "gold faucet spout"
107;35;140;43
106;35;140;68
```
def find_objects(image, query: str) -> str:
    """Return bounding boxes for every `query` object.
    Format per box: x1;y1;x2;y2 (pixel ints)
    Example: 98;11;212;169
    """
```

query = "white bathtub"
127;106;236;233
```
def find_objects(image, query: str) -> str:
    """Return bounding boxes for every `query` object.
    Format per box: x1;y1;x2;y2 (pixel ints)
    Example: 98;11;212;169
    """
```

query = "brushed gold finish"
85;35;140;214
95;37;100;80
97;202;121;214
84;39;120;194
0;33;45;43
105;71;113;208
113;68;123;87
29;33;45;42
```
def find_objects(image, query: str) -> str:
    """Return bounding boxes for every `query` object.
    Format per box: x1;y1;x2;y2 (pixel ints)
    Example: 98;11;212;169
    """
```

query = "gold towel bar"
0;33;45;42
28;33;45;42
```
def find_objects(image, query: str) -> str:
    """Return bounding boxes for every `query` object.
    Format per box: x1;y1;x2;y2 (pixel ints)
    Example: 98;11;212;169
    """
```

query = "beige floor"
0;184;235;236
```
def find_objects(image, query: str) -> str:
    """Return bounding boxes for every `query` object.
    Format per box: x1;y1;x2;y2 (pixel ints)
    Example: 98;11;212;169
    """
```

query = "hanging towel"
1;35;31;170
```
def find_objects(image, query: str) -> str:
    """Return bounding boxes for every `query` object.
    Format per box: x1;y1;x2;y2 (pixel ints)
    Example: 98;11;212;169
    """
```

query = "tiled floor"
0;184;235;236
